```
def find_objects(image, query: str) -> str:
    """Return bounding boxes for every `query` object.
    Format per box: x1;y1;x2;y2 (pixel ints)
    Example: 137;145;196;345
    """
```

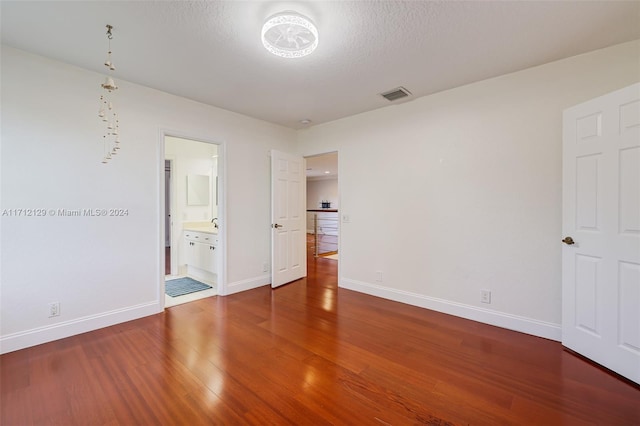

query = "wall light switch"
342;214;350;223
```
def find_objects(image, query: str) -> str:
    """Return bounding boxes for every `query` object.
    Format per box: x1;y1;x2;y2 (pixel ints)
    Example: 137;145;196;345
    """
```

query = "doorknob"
562;236;575;245
273;224;283;229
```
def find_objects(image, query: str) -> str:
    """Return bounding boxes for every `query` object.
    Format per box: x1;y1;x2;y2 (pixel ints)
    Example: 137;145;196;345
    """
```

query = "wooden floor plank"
1;242;639;425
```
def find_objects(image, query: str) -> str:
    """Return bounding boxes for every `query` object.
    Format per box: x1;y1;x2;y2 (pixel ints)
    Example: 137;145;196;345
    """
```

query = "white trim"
158;130;167;308
217;140;227;297
339;277;561;341
0;302;161;354
225;275;270;296
165;156;178;276
307;175;338;182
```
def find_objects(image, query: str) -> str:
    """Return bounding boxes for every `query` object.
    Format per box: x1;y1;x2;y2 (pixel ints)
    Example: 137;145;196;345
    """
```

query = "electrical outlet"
375;271;383;282
481;290;491;304
342;214;350;223
49;302;60;317
262;262;269;272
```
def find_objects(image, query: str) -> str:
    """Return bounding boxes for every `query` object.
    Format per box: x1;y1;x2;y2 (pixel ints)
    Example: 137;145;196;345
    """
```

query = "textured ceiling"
2;1;639;129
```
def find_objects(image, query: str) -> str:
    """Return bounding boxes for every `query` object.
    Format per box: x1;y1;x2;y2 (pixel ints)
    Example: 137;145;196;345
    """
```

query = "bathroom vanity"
183;224;218;283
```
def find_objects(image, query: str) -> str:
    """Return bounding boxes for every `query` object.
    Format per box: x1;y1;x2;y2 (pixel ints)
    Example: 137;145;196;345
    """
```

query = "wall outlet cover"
48;302;60;317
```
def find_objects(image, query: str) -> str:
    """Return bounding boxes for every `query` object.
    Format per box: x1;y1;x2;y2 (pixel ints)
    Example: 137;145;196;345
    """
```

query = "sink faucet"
211;218;218;229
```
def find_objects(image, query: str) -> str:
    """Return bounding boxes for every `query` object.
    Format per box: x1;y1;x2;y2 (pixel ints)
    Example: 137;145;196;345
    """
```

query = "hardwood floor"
1;249;639;425
165;246;171;275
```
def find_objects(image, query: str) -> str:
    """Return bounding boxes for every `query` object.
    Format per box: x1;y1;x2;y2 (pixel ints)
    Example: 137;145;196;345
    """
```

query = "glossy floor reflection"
1;246;639;424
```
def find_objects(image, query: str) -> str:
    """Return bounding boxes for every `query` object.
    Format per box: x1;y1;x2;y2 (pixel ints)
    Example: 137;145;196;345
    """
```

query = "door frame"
304;150;340;275
158;129;227;306
165;156;178;276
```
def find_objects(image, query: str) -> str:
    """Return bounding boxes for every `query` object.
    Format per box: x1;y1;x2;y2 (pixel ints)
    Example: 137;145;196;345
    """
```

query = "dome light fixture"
261;11;318;59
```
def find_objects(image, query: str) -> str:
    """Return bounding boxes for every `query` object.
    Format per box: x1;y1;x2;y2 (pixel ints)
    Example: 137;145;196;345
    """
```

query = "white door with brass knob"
562;83;640;384
271;150;306;288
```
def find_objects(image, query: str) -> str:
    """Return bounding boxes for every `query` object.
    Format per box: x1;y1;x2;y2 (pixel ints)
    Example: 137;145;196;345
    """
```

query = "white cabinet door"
185;232;217;274
201;244;217;273
562;83;640;384
185;240;198;267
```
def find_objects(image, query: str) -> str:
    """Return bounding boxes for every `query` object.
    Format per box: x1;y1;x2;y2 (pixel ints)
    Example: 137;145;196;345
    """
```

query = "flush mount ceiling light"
261;11;318;58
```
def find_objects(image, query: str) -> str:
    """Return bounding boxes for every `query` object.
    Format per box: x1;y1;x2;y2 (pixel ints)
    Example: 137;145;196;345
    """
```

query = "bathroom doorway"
162;134;224;307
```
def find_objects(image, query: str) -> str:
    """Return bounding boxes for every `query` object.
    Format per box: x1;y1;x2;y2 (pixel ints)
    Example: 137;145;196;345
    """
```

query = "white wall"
298;40;640;340
306;178;339;210
2;40;638;353
0;46;296;353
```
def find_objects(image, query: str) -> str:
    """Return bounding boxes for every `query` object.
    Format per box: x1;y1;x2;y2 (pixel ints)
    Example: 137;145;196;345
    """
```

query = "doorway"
162;134;224;307
305;151;339;274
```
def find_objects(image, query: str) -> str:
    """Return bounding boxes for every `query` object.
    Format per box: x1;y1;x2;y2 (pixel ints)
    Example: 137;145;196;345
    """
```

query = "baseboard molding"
340;278;561;341
1;278;560;354
224;274;270;296
186;265;217;284
0;301;161;354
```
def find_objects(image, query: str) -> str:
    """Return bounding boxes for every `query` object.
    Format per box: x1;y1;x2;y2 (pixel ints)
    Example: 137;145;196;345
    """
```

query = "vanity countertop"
184;226;218;234
183;221;218;234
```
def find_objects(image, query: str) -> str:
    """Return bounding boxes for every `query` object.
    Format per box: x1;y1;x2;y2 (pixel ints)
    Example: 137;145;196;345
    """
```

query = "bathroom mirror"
187;174;210;206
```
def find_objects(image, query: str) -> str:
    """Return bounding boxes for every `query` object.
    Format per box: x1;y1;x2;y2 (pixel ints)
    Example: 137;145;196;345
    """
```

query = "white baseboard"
340;278;561;341
1;277;560;354
186;265;217;284
224;274;270;296
0;301;161;354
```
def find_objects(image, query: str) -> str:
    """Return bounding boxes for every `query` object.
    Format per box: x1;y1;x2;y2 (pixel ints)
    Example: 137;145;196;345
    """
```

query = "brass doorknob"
562;236;575;245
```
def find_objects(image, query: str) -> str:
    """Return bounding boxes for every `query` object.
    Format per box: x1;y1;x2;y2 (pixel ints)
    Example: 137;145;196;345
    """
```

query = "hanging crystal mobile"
99;25;121;163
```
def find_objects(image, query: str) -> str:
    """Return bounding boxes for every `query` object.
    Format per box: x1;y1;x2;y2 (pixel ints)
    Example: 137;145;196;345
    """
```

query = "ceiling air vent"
380;86;412;102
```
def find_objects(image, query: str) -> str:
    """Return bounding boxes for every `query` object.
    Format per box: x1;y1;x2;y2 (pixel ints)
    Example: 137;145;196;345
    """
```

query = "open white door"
562;83;640;384
271;150;306;288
